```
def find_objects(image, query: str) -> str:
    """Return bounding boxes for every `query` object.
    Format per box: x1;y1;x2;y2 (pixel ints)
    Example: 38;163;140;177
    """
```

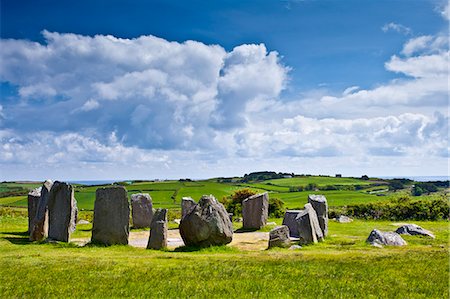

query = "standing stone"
282;210;302;238
92;186;130;245
296;203;323;245
395;224;435;238
147;208;168;250
242;192;269;230
308;194;328;237
367;229;407;247
30;180;53;241
27;187;41;234
47;181;78;242
181;197;196;218
268;225;291;249
131;193;153;228
180;195;233;247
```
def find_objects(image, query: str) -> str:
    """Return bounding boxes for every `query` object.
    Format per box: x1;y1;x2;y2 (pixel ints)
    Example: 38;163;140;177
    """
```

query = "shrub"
268;197;286;218
329;196;449;220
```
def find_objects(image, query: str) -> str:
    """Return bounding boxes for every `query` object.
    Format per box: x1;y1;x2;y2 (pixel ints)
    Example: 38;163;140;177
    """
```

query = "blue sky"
0;0;448;180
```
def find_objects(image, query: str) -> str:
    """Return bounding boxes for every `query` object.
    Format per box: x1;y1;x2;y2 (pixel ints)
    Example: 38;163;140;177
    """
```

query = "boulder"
27;187;41;234
366;229;407;247
91;186;130;245
147;208;168;250
395;224;435;238
131;193;153;228
181;197;196;218
30;180;53;241
308;194;328;236
336;215;353;223
268;225;291;249
242;192;269;229
296;203;324;245
282;210;302;238
47;181;78;242
179;195;233;247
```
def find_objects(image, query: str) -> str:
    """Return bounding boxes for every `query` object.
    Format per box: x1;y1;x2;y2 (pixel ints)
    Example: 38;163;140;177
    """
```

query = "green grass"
0;212;448;298
265;176;374;187
0;179;443;214
272;190;387;208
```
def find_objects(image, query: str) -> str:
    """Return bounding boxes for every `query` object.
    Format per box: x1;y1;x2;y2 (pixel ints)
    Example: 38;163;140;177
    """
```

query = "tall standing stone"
147;208;168;250
296;203;323;244
47;181;78;242
180;195;233;247
242;192;269;230
308;194;328;236
92;186;130;245
282;210;302;238
30;180;53;241
27;187;41;234
181;197;196;218
131;193;153;228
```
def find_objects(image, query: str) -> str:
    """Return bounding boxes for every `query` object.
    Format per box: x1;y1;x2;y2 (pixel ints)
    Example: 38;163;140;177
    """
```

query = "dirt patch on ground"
72;229;270;251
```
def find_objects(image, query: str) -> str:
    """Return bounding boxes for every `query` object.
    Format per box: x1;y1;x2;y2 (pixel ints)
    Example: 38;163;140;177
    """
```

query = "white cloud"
382;22;412;35
401;35;447;56
0;31;287;150
441;3;450;20
0;30;448;179
342;86;359;96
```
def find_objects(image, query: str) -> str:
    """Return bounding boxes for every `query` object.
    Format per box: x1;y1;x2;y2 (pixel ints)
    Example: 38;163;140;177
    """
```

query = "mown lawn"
0;211;448;298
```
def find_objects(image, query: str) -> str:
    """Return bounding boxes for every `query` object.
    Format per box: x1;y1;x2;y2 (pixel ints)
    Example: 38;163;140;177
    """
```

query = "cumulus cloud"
0;31;287;150
0;30;448;179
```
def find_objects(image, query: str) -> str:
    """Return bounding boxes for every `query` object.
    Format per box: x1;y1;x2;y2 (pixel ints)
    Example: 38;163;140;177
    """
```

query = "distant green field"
1;177;442;212
265;176;374;187
271;190;386;208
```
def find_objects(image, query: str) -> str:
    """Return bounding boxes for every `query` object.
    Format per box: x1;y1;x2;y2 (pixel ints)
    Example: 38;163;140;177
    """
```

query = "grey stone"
242;192;269;229
336;215;353;223
179;195;233;247
366;229;407;247
92;186;130;245
181;197;196;218
308;194;328;236
268;225;291;249
147;208;168;250
47;181;78;242
77;219;90;225
395;224;435;238
27;187;41;234
296;203;324;245
282;210;302;238
30;180;53;241
131;193;153;228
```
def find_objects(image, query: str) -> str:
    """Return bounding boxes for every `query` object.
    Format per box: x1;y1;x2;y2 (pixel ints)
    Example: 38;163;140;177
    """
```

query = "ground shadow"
4;236;31;245
234;227;259;233
174;245;205;252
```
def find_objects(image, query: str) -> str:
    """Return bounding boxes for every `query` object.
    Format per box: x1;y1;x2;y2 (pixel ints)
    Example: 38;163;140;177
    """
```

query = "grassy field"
0;210;448;298
0;177;445;213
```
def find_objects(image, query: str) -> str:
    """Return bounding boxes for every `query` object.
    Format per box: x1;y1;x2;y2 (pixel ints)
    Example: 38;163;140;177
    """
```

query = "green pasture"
0;210;448;298
272;190;387;208
0;177;444;213
265;176;375;187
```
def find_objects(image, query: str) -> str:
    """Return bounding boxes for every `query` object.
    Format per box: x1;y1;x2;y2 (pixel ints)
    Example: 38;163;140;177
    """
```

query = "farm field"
0;209;448;298
0;176;436;211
